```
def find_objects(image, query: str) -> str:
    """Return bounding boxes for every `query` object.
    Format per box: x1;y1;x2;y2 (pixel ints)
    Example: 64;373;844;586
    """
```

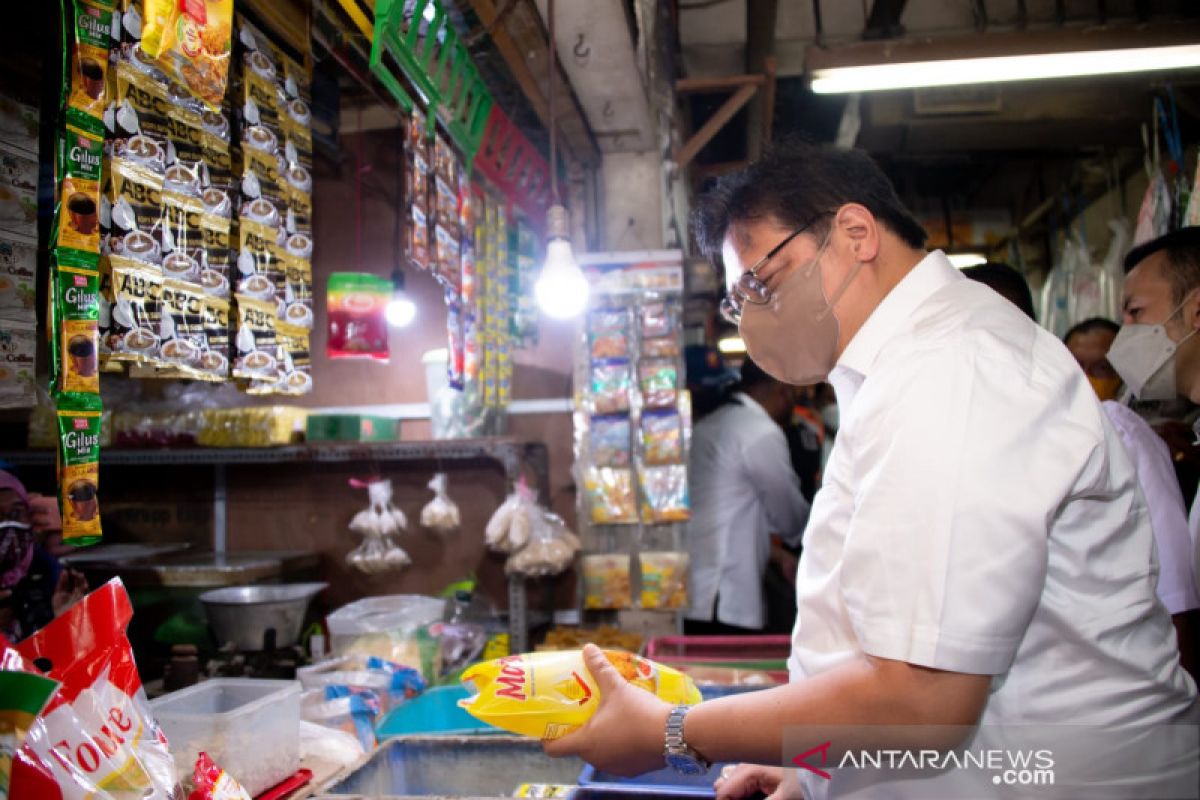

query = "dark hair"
961;262;1036;320
1124;226;1200;304
1063;317;1120;344
691;140;927;261
737;357;778;391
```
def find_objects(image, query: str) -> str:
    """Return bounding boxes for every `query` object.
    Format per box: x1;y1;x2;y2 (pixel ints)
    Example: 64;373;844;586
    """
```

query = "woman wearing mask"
541;142;1197;799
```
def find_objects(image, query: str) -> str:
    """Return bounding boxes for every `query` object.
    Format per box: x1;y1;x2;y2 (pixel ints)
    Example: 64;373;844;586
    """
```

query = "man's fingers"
542;728;586;759
581;643;624;693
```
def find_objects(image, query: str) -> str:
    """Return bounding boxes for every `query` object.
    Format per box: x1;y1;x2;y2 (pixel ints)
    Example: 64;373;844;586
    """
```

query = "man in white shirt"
685;359;810;633
545;142;1197;797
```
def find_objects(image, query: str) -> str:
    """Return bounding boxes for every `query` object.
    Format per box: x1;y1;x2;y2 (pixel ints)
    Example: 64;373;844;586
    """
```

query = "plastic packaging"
420;473;461;533
589;415;631;467
460;649;701;739
638;552;689;609
11;579;179;799
140;0;233;108
582;554;632;609
591;360;632;414
639;359;678;409
326;594;444;676
589;308;632;360
297;655;425;713
0;639;59;800
345;478;411;574
188;752;251;800
300;685;380;752
56;393;103;545
505;512;581;578
326;272;390;361
583;467;637;525
63;0;113;139
485;480;537;553
640;464;690;523
641;410;683;465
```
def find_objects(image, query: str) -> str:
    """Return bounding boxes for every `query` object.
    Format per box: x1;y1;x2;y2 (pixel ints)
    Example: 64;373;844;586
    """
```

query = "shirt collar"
836;249;961;378
732;391;772;423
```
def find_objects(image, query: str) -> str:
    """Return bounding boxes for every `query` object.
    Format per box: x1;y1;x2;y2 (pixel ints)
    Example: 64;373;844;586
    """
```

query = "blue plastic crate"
376;685;498;738
577;763;731;797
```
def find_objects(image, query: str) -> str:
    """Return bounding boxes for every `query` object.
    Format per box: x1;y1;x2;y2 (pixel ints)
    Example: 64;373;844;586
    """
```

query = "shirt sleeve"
1104;402;1200;615
742;424;811;548
838;347;1089;676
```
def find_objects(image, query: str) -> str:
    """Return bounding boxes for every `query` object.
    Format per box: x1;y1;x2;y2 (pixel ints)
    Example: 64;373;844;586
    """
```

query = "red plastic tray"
645;634;791;662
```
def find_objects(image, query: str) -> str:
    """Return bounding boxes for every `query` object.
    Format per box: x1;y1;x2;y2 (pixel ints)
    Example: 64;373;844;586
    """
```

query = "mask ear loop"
815;256;866;323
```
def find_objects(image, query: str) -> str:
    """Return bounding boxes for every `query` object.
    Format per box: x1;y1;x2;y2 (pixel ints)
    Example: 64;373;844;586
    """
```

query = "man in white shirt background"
684;358;810;635
544;141;1197;798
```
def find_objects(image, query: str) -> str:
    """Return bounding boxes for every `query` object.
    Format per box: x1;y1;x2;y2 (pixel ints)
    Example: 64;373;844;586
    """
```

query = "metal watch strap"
665;704;710;767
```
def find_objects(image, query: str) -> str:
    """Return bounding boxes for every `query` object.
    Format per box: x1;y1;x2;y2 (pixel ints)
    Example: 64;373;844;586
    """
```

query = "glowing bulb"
386;295;417;327
536;239;588;319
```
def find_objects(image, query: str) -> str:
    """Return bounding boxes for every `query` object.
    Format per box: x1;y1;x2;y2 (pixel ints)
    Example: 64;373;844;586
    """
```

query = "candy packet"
460;649;700;740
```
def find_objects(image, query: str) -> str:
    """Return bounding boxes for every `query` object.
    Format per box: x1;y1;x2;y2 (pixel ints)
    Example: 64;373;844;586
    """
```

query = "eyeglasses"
719;214;830;325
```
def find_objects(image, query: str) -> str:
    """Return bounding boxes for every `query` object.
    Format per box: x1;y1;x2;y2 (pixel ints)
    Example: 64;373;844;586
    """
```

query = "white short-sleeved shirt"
789;251;1197;797
685;393;809;630
1103;400;1200;614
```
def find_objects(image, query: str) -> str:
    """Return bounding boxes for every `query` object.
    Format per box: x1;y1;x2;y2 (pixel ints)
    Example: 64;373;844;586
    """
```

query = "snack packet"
0;641;60;800
140;0;234;109
188;752;250;800
460;649;700;740
582;554;633;609
10;579;179;798
639;552;689;609
639;464;690;524
51;258;101;395
56;131;105;262
641;410;682;465
232;294;278;381
63;0;114;139
591;360;632;415
583;467;637;525
639;359;678;409
326;272;389;361
57;393;103;545
590;415;631;467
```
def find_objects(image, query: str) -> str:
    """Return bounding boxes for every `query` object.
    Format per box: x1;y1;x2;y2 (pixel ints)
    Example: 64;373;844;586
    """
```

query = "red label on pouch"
180;0;206;24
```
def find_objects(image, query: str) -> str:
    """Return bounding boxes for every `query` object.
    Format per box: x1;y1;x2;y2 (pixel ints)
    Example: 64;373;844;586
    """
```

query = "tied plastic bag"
460;650;701;740
9;578;180;799
420;473;460;533
326;595;444;678
188;752;251;800
505;512;581;578
345;478;411;573
485;479;537;553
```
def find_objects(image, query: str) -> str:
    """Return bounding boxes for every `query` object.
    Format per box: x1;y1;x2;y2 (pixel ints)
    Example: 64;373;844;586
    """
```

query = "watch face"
666;752;707;776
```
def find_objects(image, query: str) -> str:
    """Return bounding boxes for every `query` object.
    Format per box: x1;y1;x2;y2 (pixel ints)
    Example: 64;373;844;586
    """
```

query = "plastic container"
151;678;301;797
376;685;497;738
577;762;732;796
422;348;449;406
645;635;791;682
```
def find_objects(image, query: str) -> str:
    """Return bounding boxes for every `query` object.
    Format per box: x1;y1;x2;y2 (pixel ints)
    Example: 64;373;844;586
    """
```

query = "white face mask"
1107;292;1197;402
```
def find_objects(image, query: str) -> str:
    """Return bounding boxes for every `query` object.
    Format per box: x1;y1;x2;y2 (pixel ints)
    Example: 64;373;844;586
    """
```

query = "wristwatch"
664;704;711;775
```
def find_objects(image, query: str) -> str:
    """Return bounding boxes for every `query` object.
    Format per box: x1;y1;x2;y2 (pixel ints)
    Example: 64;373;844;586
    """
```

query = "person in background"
684;358;810;635
0;470;87;641
1063;317;1123;401
965;265;1200;679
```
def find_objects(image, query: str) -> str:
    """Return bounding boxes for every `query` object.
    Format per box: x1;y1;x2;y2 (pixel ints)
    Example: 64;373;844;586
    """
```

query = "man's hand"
714;764;786;800
542;643;673;777
27;494;62;535
51;569;87;616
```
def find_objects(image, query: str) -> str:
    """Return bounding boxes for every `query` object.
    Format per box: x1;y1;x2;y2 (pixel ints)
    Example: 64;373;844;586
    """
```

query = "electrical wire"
548;0;558;203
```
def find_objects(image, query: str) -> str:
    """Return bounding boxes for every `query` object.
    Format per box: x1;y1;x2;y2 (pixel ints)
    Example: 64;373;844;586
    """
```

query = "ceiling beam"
745;0;778;161
676;83;758;168
466;0;601;167
676;74;766;94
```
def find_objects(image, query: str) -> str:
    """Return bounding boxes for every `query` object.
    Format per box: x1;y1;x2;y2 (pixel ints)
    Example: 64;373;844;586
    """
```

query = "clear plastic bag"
639;464;690;523
485;479;537;553
638;551;689;609
639;359;678;409
583;467;637;524
590;415;631;467
591;360;632;414
345;478;411;573
581;554;633;609
420;472;461;533
641;410;683;465
589;307;632;360
325;595;444;676
505;511;581;578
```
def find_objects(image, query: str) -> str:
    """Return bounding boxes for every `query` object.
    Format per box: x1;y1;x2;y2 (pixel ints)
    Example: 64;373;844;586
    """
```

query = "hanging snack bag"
639;464;690;524
281;256;313;329
10;579;179;798
63;0;114;139
641;410;682;465
638;552;689;610
197;295;230;380
283;163;312;237
140;0;234;109
639;301;676;339
591;359;632;415
248;321;309;395
639;359;679;409
583;467;637;525
51;260;101;395
326;272;390;361
105;121;166;267
460;649;699;740
156;279;208;377
590;415;631;467
56;393;103;545
106;260;163;364
232;294;278;381
582;554;633;610
589;307;631;360
56;131;105;262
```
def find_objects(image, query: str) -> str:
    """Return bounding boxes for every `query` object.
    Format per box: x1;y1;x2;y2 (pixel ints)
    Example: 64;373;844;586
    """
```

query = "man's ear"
834;204;880;262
